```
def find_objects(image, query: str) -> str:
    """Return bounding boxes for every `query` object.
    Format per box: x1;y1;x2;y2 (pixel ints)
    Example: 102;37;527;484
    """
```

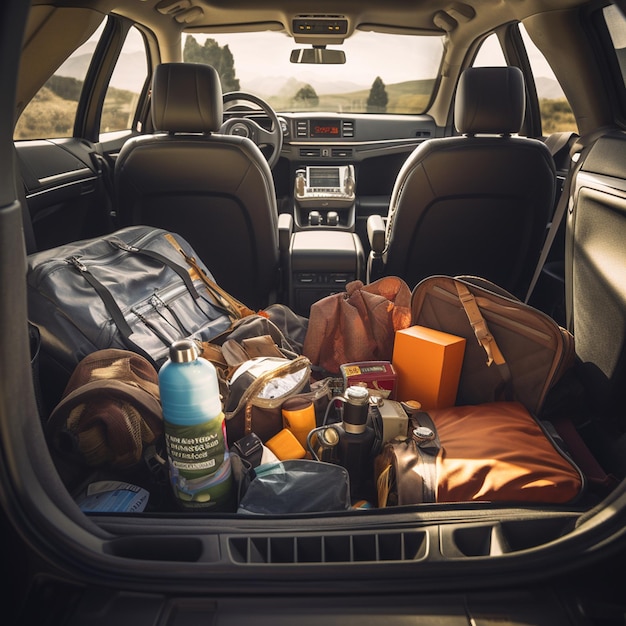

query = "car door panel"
16;137;113;251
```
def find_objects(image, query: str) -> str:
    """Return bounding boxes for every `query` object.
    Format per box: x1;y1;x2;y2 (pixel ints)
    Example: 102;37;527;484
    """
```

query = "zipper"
150;292;191;336
131;306;177;347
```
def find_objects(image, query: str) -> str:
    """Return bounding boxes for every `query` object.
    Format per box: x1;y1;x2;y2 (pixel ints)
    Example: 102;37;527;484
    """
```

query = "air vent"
296;120;309;138
300;148;321;158
228;530;428;564
331;148;352;158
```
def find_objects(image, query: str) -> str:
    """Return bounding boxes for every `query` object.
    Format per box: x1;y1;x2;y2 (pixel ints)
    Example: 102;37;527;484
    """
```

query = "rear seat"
565;129;626;476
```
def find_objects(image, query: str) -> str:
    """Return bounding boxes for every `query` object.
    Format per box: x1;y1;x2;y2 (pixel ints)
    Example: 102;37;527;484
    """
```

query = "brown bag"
375;402;585;506
47;349;163;468
303;276;413;375
410;275;575;415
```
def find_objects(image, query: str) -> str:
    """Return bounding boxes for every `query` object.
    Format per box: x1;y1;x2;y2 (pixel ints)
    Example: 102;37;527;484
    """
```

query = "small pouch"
224;356;320;443
237;460;351;515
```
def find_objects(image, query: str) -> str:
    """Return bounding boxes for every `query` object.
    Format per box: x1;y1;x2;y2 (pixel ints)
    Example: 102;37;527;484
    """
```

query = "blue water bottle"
159;339;233;511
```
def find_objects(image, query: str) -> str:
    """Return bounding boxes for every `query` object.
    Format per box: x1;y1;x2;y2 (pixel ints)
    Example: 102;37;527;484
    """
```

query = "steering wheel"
221;92;283;169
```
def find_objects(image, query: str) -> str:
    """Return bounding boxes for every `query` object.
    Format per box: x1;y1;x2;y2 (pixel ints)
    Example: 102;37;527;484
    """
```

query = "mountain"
54;49;568;102
241;75;367;97
57;51;147;92
535;76;565;100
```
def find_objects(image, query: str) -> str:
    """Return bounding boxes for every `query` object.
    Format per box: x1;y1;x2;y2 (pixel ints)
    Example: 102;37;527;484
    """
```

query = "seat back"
566;129;626;423
379;66;556;298
114;63;280;311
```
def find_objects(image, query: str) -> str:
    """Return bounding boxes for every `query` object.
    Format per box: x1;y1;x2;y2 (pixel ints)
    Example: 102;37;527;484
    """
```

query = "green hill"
267;79;436;113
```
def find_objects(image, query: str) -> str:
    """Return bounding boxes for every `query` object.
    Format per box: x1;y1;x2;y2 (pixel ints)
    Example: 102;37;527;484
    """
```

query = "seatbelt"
524;129;608;305
524;150;579;304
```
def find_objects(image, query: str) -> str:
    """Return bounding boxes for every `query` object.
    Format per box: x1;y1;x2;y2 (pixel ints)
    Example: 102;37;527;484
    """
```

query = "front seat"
115;62;286;311
367;66;556;299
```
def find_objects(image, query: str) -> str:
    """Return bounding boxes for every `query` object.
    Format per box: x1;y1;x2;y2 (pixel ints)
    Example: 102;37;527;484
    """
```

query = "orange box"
392;325;466;409
265;428;306;460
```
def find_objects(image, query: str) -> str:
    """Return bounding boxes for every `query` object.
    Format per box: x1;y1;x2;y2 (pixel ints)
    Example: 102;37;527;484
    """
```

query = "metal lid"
319;425;340;447
169;340;199;363
412;426;435;444
345;385;369;405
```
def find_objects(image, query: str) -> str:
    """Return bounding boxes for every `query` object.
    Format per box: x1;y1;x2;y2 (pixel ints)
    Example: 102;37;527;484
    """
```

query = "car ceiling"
33;0;588;32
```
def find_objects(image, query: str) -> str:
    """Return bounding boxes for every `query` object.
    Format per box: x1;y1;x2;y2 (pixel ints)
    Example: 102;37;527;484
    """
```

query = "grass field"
14;78;576;139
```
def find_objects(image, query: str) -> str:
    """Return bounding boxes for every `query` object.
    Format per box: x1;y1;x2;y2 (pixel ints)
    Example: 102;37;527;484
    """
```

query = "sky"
190;30;445;88
72;20;566;96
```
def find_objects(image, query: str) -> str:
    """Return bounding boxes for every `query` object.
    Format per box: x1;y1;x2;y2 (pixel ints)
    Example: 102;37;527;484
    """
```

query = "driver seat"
114;62;285;311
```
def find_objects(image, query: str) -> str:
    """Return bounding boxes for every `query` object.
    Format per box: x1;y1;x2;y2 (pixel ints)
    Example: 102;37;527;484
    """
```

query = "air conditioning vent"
300;148;321;157
228;530;428;564
296;120;309;138
331;148;352;158
342;121;355;137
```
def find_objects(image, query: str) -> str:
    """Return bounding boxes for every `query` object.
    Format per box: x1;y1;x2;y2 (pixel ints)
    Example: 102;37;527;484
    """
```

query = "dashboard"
223;109;438;162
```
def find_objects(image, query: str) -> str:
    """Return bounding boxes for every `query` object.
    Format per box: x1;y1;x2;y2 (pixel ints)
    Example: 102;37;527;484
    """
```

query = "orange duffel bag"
375;401;585;506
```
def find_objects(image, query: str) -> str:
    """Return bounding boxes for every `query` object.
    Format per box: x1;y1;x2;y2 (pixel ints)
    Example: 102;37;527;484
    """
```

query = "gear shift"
308;210;321;226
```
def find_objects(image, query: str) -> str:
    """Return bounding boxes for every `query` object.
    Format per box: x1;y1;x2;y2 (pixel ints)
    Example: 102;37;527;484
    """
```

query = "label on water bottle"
165;414;233;509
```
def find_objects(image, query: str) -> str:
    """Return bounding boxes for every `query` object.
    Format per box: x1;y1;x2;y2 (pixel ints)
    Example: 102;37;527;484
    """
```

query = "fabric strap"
164;233;256;321
455;280;513;400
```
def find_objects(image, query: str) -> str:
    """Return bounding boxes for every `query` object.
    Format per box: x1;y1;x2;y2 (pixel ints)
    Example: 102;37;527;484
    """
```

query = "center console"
293;164;356;230
288;164;364;316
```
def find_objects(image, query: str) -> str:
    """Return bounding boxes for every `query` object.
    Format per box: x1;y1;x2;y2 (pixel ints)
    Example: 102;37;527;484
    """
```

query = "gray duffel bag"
27;225;238;407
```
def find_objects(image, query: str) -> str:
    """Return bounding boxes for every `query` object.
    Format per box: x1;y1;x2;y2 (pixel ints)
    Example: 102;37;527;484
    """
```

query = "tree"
293;84;319;107
183;35;240;92
367;76;388;112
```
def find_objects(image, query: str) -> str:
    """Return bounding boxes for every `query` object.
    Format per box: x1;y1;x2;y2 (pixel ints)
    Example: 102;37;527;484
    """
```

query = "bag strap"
454;281;507;367
378;411;441;506
65;255;161;365
164;234;256;321
66;256;133;339
109;236;199;299
410;411;441;504
454;280;513;399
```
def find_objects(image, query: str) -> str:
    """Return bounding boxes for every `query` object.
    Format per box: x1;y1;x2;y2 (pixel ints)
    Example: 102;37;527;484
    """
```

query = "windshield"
183;30;444;114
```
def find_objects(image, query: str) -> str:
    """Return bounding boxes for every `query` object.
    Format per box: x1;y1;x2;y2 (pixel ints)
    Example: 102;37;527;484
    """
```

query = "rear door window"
15;22;105;139
101;26;148;135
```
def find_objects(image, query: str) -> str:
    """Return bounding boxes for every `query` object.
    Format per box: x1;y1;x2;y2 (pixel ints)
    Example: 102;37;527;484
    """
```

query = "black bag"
27;226;240;398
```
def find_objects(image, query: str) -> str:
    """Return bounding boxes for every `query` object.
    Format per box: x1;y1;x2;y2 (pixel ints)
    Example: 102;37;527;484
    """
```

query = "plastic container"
158;340;233;511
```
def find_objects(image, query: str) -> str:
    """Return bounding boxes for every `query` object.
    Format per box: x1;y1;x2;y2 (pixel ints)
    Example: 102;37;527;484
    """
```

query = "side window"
472;34;507;67
604;4;626;92
101;26;148;135
14;22;105;140
519;24;577;134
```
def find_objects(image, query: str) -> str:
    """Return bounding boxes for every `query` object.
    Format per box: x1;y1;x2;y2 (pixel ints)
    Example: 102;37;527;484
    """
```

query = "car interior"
2;0;626;623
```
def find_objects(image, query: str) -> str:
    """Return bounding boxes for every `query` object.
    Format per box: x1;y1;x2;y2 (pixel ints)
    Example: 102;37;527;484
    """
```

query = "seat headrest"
454;66;525;135
151;63;223;133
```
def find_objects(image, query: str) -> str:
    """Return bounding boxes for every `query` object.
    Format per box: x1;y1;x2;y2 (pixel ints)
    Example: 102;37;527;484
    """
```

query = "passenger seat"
367;66;556;299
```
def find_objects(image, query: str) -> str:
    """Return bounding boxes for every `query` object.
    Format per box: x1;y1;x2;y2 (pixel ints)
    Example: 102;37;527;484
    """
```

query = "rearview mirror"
290;48;346;64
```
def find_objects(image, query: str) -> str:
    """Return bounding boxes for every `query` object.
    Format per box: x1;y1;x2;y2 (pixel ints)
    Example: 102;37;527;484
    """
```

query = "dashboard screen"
308;167;341;188
310;120;341;137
